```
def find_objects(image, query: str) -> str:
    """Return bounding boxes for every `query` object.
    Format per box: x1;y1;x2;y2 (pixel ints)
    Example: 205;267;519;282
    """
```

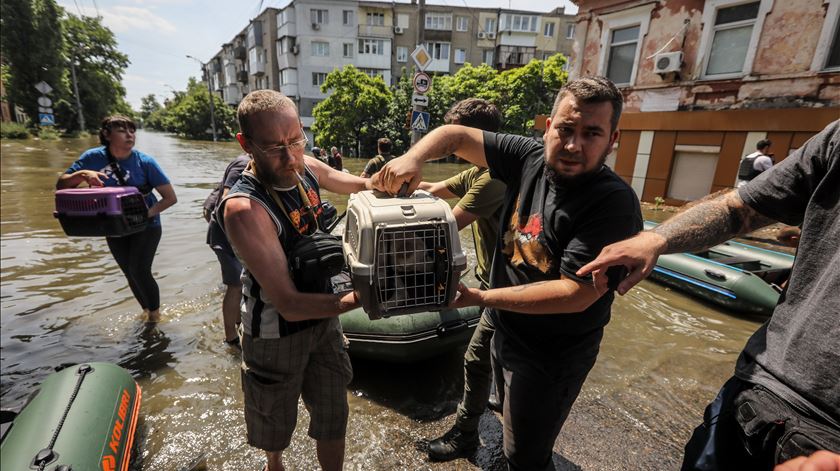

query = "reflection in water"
1;131;764;470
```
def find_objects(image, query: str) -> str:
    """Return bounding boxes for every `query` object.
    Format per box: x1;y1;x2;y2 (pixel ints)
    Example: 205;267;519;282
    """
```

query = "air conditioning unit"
654;51;683;74
394;26;404;34
312;22;320;30
477;31;487;39
291;44;300;55
487;32;496;39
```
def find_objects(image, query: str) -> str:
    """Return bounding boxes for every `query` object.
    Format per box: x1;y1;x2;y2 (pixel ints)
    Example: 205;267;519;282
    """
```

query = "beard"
544;151;609;188
253;156;300;188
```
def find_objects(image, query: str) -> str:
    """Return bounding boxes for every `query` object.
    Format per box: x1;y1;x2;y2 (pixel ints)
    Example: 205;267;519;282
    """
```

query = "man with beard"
219;90;370;471
373;76;642;469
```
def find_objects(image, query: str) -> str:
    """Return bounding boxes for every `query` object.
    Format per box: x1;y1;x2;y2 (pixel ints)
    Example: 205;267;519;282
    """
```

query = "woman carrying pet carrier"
57;115;177;323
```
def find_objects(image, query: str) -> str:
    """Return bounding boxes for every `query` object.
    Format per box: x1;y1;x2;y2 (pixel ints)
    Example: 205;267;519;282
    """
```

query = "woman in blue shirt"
57;115;177;323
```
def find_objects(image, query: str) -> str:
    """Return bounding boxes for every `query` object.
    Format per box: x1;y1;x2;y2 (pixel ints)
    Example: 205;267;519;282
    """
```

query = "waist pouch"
288;230;347;294
734;385;840;464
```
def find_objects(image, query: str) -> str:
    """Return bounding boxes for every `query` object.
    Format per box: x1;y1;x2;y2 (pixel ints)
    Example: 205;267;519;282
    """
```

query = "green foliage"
312;65;393;157
0;121;30;139
149;78;236;140
492;53;568;135
139;94;163;122
36;127;60;140
654;196;665;211
426;63;501;128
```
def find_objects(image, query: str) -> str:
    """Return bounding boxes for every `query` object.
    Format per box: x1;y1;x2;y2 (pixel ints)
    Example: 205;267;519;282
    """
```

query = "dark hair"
444;98;502;132
99;115;137;146
551;76;624;132
377;137;392;154
756;139;772;150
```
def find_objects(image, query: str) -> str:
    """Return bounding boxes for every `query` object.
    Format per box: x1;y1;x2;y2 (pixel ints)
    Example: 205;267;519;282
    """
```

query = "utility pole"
411;0;426;146
70;58;85;132
187;55;218;142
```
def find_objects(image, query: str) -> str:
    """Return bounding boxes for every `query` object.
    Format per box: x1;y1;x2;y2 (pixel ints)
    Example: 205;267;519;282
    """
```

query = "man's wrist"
645;230;669;256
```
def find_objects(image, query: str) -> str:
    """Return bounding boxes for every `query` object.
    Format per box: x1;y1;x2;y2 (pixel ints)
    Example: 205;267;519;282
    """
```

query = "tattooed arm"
577;189;776;295
450;275;609;314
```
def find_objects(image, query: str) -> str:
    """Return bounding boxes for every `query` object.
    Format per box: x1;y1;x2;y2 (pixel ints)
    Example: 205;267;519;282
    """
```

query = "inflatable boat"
340;306;481;362
645;221;795;316
1;362;141;471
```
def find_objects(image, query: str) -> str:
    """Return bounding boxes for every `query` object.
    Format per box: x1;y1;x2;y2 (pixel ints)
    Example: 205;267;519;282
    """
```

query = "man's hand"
775;451;840;471
450;283;484;309
372;156;424;196
576;231;667;295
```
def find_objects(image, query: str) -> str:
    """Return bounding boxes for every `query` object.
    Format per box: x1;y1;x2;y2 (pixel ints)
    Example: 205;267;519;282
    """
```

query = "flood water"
1;131;767;470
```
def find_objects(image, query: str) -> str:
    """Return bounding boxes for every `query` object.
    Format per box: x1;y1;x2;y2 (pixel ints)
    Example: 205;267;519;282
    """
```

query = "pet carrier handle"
397;182;410;198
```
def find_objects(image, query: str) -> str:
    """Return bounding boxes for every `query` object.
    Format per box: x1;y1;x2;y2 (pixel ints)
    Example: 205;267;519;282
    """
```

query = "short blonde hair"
237;90;297;137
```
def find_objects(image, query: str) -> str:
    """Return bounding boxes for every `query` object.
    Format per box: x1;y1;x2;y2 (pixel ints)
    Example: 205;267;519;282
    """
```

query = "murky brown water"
1;131;765;470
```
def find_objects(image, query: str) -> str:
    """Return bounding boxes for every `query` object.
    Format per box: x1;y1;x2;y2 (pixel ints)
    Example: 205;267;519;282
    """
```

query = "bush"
0;121;30;139
36;127;60;140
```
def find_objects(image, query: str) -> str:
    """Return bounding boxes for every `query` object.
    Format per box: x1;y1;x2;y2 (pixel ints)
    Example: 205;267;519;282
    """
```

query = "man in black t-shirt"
578;120;840;469
373;77;643;470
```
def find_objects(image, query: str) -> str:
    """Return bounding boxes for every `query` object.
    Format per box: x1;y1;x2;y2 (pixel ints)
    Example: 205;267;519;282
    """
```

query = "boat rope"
34;364;92;471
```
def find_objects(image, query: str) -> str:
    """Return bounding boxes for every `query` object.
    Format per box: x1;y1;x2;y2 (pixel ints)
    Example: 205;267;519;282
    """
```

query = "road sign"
39;113;55;126
413;72;432;94
34;81;53;95
410;111;430;133
411;45;432;71
38;96;53;107
411;94;429;107
38;106;54;113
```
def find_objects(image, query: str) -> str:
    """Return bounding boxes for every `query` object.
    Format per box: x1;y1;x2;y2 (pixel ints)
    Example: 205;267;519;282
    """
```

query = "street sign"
411;93;429;107
39;113;55;126
34;81;53;95
38;96;53;107
38;106;54;113
411;45;432;71
413;72;432;94
410;110;430;133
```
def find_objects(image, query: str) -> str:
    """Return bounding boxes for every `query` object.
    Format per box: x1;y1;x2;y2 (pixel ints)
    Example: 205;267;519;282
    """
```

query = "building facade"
210;0;577;138
570;0;840;203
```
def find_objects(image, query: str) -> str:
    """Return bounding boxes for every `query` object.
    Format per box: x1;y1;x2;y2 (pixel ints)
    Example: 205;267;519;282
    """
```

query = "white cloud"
103;6;177;34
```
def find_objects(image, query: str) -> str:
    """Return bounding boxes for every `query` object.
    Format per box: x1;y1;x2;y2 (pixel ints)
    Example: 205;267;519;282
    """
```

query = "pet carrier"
343;190;467;319
54;187;149;237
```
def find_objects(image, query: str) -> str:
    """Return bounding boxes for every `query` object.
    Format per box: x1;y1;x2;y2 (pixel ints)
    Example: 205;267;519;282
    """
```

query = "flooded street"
1;131;765;470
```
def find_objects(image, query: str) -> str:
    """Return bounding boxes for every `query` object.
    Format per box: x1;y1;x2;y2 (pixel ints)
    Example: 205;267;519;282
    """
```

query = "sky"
57;0;578;110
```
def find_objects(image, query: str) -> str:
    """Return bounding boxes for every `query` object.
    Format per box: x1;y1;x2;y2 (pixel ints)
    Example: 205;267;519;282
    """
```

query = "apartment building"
570;0;839;204
209;1;576;137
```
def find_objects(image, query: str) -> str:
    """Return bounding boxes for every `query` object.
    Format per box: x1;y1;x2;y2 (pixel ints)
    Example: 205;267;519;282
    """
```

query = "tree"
0;0;66;126
162;77;236;139
140;94;162;122
371;67;414;156
312;65;392;158
493;53;568;135
58;13;131;131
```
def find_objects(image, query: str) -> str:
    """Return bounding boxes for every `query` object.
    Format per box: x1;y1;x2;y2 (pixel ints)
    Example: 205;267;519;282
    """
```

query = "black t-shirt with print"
483;131;642;357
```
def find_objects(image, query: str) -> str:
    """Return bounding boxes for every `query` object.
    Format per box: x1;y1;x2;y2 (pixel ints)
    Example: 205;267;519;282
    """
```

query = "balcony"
278;21;296;38
280;83;299;98
234;46;247;61
237;70;249;83
358;24;392;38
250;60;266;76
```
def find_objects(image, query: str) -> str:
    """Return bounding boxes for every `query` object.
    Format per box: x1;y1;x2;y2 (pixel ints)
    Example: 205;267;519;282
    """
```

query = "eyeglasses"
249;129;308;158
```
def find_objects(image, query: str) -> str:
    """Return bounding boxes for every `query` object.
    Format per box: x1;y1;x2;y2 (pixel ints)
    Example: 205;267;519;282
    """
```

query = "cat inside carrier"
343;190;467;319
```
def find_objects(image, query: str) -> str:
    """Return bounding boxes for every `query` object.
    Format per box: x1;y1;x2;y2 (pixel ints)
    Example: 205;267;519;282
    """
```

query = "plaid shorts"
240;318;353;451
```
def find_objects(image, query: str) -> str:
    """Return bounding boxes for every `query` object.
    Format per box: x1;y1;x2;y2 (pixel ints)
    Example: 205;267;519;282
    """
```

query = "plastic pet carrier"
55;187;149;237
343;190;467;319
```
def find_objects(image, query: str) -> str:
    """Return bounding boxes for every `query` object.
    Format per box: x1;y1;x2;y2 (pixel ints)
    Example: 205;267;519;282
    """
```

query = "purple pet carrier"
54;187;149;237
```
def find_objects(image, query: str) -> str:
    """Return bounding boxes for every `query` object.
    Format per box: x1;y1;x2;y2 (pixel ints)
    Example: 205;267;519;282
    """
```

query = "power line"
72;0;83;17
91;0;100;18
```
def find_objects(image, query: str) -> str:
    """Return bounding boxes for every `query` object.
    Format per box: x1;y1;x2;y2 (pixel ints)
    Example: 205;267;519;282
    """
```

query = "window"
280;69;295;85
456;16;469;31
484;18;497;33
566;23;575;39
343;10;353;25
367;12;385;26
311;9;328;25
312;41;329;57
704;2;760;76
811;0;840;70
358;38;385;55
425;41;450;60
359;68;384;78
504;14;538;32
544;22;555;37
312;72;327;87
606;25;640;85
343;43;354;58
279;37;295;54
397;46;408;62
483;49;494;65
667;150;720;201
277;10;290;26
425;13;452;30
455;48;466;64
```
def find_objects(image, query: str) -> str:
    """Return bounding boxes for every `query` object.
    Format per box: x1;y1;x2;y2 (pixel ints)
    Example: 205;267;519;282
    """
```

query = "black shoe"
428;426;479;461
